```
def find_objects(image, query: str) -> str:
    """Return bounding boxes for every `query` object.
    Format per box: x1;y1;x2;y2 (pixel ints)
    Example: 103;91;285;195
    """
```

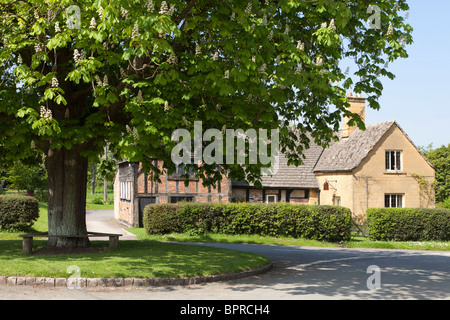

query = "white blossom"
90;17;96;29
164;101;170;111
284;24;290;35
98;6;104;18
34;43;42;53
267;30;273;41
386;23;393;36
316;57;323;66
133;127;139;140
328;19;336;31
261;14;267;26
132;23;140;38
103;75;109;87
321;22;327;29
137;90;143;103
55;22;61;33
213;51;219;61
159;1;169;14
195;44;202;55
95;75;102;86
120;68;127;79
168;5;175;16
259;63;267;74
245;1;252;15
17;55;23;64
51;77;59;88
167;54;178;64
146;0;155;12
296;41;304;51
294;64;302;75
224;70;230;79
230;11;236;21
121;7;128;19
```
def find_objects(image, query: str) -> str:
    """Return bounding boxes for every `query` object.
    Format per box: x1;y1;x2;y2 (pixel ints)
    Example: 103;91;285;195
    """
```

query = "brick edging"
0;262;273;288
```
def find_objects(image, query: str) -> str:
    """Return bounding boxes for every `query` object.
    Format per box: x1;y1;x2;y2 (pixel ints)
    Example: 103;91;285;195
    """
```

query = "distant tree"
6;160;47;195
421;143;450;203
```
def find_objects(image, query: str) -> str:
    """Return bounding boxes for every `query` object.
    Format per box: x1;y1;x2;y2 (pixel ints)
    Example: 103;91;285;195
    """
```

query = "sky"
362;0;450;149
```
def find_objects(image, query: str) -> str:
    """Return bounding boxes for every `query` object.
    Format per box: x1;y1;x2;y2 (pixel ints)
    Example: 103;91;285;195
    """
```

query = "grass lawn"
0;240;270;279
0;203;270;279
127;228;450;251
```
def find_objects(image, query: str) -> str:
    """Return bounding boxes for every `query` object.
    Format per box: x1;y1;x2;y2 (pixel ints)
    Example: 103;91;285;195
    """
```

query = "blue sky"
363;0;450;148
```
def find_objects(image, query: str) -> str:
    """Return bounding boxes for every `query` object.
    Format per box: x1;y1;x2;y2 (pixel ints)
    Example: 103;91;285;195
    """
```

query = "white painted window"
385;194;403;208
120;181;131;201
385;150;402;171
266;194;277;203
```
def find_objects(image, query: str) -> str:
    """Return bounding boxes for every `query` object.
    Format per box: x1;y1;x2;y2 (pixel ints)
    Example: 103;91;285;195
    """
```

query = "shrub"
143;203;184;234
91;197;104;205
143;202;353;241
367;207;450;241
438;196;450;210
0;195;39;231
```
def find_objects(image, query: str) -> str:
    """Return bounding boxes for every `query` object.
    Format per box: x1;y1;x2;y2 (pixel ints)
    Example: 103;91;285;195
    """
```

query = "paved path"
86;209;137;240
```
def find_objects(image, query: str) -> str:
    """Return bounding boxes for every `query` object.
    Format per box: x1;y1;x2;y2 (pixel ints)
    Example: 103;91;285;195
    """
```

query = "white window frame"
385;150;402;172
266;194;277;203
385;194;403;208
120;181;131;201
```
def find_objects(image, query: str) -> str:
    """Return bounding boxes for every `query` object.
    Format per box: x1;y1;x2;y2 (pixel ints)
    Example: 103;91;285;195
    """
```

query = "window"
169;196;194;203
333;196;341;206
176;164;195;175
385;194;403;208
120;181;131;201
266;195;277;203
385;151;402;171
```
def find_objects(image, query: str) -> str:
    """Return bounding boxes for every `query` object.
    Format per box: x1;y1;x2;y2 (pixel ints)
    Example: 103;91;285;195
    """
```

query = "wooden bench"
18;231;122;254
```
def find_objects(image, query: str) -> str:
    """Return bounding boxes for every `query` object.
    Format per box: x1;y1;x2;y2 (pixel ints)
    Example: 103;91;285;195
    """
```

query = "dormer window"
385;150;402;171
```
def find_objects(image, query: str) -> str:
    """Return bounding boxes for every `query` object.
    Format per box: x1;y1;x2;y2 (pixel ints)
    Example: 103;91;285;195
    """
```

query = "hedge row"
367;207;450;241
0;195;39;231
143;202;352;242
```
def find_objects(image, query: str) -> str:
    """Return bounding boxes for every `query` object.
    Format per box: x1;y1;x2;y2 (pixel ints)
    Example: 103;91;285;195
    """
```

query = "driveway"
1;210;450;300
86;209;137;240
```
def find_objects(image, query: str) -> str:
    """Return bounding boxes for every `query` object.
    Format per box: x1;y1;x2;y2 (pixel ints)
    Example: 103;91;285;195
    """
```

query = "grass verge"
127;228;450;251
0;240;270;279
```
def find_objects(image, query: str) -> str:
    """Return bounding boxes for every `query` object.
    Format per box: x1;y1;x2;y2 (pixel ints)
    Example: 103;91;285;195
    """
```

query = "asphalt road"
1;210;449;300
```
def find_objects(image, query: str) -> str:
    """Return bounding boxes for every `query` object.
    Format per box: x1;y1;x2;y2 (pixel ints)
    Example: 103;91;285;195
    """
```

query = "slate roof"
232;134;324;189
313;121;396;172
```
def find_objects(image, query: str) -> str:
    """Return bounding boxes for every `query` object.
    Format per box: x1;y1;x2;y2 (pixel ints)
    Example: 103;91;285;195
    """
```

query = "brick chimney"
342;92;366;138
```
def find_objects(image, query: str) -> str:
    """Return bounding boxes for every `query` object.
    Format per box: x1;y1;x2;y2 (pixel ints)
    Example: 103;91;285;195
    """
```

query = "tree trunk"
45;146;90;248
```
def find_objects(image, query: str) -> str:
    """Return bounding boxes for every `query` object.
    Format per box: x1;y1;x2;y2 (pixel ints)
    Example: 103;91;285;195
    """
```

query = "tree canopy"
1;0;412;184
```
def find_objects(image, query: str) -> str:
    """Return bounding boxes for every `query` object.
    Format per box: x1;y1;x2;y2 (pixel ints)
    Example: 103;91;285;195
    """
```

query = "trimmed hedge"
0;195;39;231
143;202;352;242
367;207;450;241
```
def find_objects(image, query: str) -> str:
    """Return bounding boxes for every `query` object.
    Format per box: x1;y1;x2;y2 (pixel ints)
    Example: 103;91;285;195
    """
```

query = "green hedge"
367;207;450;241
143;202;352;242
0;195;39;231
